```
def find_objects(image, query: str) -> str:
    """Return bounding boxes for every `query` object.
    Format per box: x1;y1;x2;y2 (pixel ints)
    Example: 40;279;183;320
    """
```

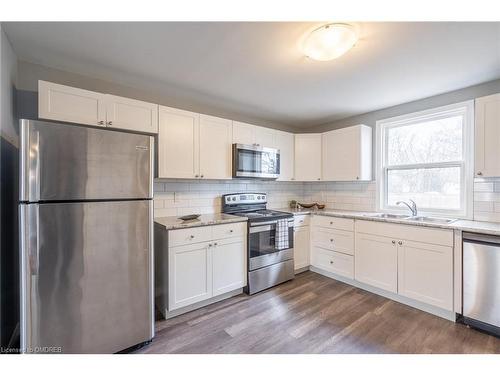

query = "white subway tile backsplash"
153;178;500;223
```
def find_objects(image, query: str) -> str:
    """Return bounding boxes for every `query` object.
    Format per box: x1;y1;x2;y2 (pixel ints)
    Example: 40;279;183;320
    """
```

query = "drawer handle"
477;171;483;176
98;120;104;125
190;235;195;239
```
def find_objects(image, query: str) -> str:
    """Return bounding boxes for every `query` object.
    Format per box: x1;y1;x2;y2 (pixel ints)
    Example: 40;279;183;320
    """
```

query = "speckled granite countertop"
277;208;500;235
155;213;247;230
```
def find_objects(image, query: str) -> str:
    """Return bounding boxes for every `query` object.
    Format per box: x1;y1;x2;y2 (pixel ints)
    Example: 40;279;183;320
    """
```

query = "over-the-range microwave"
232;143;280;179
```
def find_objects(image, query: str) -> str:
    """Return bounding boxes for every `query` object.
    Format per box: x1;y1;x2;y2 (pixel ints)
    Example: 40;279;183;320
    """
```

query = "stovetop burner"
222;193;293;222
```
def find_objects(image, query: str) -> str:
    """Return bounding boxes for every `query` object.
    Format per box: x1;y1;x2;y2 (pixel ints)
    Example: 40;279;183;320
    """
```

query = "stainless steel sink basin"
365;213;410;219
404;216;457;224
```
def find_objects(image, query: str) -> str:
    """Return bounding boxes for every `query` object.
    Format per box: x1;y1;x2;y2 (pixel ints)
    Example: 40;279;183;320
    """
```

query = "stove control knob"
232;197;236;201
257;196;261;200
261;195;265;200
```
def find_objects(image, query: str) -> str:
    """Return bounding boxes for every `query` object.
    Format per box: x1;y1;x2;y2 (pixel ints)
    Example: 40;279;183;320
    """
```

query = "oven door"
248;219;294;271
233;144;280;179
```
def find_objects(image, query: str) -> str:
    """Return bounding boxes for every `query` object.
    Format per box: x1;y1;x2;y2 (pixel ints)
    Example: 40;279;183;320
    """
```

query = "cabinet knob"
356;176;359;180
195;175;199;178
477;171;483;176
330;238;334;242
214;242;218;246
392;240;396;244
190;235;195;239
317;178;321;180
208;243;212;247
330;221;333;225
229;229;233;233
107;121;113;126
398;240;403;245
329;260;334;264
98;120;104;125
291;178;295;180
200;175;204;178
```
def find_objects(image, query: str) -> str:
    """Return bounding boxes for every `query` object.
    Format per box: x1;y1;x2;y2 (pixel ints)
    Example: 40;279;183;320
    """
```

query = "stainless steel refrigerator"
18;119;154;353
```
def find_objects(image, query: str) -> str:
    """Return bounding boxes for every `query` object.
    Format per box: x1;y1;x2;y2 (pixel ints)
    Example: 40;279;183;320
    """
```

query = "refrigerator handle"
20;120;41;202
28;204;40;276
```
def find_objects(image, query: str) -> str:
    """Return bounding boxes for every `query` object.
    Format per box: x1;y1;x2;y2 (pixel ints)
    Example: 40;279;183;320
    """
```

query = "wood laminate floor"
135;271;500;354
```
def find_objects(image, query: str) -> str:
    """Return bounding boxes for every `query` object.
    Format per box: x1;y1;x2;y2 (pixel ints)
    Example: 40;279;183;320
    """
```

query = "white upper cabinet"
38;81;159;133
39;80;106;127
294;134;322;181
105;94;158;133
475;93;500;177
275;130;295;181
254;126;276;148
158;106;200;179
322;125;372;181
232;121;276;148
199;114;233;179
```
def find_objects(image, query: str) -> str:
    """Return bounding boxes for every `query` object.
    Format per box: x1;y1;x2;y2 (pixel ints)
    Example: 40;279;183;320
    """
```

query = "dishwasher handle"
463;231;500;246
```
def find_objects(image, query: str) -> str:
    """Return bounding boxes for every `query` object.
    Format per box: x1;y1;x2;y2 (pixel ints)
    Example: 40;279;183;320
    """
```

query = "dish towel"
275;219;290;250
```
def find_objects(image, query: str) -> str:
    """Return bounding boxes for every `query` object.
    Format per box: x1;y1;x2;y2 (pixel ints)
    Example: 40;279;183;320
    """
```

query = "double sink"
365;213;457;225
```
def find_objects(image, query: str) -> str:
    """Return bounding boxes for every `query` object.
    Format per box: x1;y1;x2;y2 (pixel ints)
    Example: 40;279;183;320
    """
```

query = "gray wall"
309;79;500;133
16;60;297;133
0;25;19;350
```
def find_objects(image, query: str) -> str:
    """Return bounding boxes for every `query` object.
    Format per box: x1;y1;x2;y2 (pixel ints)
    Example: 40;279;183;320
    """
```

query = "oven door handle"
249;219;293;227
249;225;273;234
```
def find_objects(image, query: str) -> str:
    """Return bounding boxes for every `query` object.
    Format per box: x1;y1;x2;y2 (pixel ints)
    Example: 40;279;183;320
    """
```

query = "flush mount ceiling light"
302;23;358;61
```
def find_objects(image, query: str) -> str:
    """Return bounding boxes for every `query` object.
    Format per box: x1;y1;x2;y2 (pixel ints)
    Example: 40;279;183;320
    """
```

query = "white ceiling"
4;22;500;128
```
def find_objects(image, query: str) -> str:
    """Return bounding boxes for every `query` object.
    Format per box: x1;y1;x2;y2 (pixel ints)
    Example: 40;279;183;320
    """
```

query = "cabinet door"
398;240;453;310
322;125;372;181
293;225;310;270
38;80;106;127
294;134;322;181
475;93;500;177
232;121;256;145
254;125;276;148
158;106;199;178
199;115;232;179
105;94;158;133
169;242;212;310
212;238;246;296
355;233;398;293
275;131;295;181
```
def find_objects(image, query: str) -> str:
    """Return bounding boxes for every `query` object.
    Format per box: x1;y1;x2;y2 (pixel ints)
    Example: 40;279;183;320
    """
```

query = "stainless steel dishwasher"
462;232;500;336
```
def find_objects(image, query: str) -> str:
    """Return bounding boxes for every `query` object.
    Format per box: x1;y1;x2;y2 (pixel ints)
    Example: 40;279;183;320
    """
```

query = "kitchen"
1;9;500;371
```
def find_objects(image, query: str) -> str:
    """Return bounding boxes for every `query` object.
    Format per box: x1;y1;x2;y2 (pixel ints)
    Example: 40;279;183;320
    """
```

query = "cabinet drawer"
311;246;354;279
311;227;354;255
212;222;246;240
355;219;453;246
312;215;354;231
169;226;213;247
294;215;310;227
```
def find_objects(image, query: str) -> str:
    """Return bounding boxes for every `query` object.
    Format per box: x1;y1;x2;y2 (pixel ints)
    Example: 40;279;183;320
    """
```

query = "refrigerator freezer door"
20;200;154;353
20;119;153;202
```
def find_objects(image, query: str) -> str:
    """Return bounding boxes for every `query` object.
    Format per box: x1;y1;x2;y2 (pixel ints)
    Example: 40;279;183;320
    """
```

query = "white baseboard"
162;288;244;319
309;266;456;322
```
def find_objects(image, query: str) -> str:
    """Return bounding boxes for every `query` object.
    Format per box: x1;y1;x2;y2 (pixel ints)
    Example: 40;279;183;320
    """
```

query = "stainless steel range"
222;193;294;294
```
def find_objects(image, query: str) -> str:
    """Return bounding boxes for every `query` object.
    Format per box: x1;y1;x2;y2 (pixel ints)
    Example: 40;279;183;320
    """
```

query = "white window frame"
376;100;474;219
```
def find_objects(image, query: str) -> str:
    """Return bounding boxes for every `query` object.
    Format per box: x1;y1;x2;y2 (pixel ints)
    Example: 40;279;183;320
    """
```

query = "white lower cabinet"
212;237;246;297
169;241;212;310
354;220;454;310
398;240;453;310
167;223;246;312
293;224;310;270
311;246;354;279
355;233;398;293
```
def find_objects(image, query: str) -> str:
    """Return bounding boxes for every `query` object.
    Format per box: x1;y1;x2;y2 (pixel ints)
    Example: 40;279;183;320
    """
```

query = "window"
376;101;474;218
